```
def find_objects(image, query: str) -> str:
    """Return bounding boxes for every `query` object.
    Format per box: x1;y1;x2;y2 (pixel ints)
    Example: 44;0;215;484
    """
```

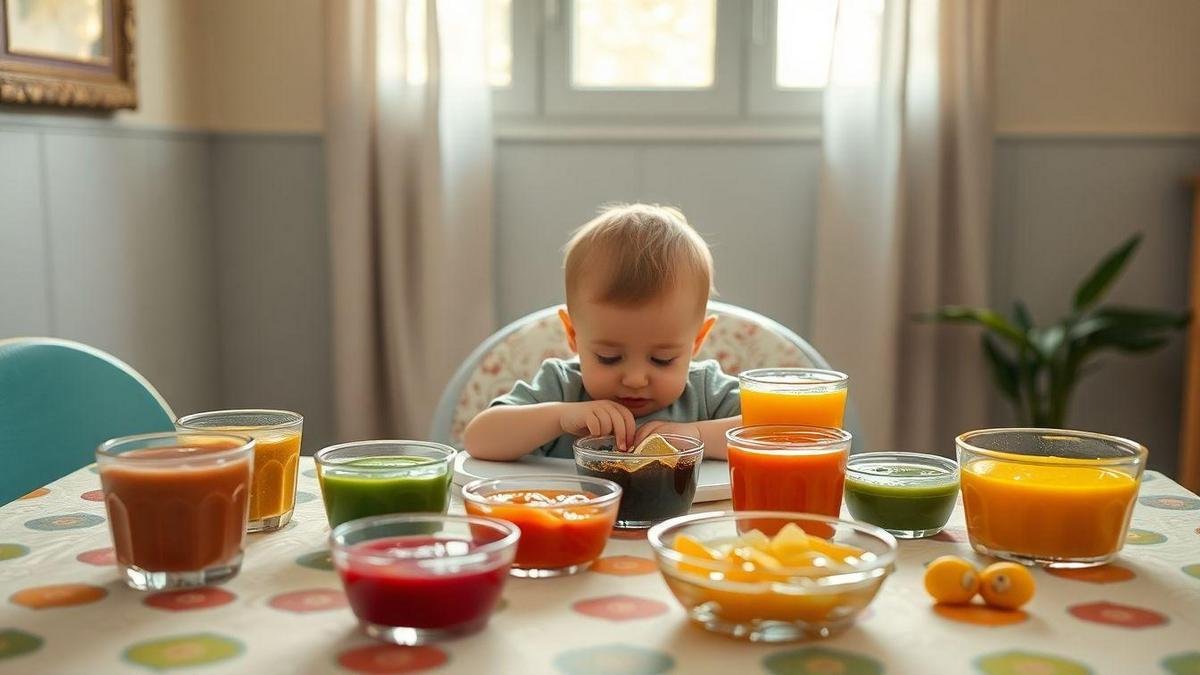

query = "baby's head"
559;204;717;416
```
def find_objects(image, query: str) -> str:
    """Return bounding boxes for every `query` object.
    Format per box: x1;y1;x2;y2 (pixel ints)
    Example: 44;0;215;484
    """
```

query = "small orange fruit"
924;555;980;605
978;562;1035;610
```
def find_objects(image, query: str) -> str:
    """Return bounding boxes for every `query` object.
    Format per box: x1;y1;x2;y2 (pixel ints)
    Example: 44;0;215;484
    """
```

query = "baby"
463;204;742;461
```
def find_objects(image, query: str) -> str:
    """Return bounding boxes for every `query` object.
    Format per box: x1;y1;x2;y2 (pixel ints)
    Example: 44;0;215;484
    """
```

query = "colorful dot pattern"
976;650;1091;675
123;633;243;669
0;457;1194;673
337;644;448;673
763;646;883;675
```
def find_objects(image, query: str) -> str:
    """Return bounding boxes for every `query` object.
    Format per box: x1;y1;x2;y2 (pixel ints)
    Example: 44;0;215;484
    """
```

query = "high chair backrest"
431;301;862;448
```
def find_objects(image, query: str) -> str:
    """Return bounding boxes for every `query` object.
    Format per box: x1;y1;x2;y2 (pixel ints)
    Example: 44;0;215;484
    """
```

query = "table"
1;459;1198;674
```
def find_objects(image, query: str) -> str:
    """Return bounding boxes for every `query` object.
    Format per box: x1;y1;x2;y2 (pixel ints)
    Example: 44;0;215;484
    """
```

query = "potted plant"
924;234;1190;427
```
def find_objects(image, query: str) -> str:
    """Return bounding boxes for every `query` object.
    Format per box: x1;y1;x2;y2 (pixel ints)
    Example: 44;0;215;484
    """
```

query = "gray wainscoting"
0;122;221;420
211;135;333;452
495;141;821;336
0;120;333;452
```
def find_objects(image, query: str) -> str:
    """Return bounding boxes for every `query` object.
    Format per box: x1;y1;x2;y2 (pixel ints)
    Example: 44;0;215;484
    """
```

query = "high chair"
431;301;863;448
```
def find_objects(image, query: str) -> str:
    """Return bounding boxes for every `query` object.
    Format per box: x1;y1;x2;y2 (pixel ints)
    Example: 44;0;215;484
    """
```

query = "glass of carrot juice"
97;431;254;590
738;368;848;428
176;409;303;533
957;428;1147;568
726;425;853;519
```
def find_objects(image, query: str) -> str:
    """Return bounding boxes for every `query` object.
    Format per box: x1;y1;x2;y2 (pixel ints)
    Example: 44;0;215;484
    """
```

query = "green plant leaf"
1033;324;1067;359
1088;329;1172;353
923;306;1030;347
1011;301;1034;331
1073;234;1142;311
1068;310;1188;347
981;334;1020;403
1092;306;1191;330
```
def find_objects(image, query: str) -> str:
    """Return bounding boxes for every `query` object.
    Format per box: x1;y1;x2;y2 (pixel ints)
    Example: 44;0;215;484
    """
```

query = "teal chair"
0;338;175;505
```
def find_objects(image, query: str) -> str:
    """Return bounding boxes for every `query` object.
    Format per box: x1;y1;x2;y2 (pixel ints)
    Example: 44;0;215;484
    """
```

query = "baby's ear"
558;307;579;353
692;315;717;356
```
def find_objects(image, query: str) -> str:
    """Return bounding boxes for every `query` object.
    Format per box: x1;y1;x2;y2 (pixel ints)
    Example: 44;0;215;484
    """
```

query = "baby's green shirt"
489;358;740;458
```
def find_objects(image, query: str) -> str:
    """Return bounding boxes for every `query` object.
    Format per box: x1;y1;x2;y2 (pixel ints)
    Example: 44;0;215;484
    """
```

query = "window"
488;0;836;123
571;0;716;89
746;0;835;116
775;0;836;89
487;0;514;87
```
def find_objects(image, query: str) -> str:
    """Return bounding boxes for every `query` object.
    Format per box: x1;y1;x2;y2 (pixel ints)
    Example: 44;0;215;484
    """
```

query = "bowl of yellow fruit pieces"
648;511;897;642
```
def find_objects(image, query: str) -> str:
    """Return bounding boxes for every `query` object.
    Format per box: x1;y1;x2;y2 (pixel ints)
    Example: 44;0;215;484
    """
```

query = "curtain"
812;0;995;451
325;0;495;439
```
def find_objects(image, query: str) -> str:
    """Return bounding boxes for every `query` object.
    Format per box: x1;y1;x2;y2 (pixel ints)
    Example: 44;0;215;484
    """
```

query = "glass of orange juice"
726;425;852;518
738;369;848;428
957;428;1147;568
176;409;303;533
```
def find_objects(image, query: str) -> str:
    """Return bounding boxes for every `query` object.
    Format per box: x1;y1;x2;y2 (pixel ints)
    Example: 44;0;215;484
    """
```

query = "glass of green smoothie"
843;452;959;539
315;440;456;528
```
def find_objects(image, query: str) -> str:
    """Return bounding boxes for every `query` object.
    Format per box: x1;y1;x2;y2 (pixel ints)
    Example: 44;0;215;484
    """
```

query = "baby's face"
565;282;707;417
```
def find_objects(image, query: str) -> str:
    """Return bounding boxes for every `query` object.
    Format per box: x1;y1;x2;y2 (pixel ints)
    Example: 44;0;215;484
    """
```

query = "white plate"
452;451;731;503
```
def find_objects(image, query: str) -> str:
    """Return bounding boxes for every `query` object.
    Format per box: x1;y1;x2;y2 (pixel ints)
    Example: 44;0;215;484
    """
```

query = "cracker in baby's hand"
631;434;680;467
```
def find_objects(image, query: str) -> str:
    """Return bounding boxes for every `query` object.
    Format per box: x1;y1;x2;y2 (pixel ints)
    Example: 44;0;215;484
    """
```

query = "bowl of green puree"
844;452;959;539
315;440;455;528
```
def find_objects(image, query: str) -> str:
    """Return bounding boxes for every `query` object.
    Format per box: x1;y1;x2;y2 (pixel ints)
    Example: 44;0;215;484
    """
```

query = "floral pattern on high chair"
444;305;820;446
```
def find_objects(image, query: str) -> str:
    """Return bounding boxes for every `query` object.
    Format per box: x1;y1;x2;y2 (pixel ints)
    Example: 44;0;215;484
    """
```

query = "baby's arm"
463;403;569;461
464;399;638;461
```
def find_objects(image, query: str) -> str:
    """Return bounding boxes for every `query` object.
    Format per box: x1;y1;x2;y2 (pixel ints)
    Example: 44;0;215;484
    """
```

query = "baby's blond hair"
564;203;714;310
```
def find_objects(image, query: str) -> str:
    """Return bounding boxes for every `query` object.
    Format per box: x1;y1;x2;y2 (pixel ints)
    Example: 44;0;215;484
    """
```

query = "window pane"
776;0;837;89
487;0;512;87
572;0;716;89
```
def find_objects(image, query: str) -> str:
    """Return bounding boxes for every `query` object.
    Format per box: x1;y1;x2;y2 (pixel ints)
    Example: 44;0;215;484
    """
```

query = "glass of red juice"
331;513;520;645
96;431;255;591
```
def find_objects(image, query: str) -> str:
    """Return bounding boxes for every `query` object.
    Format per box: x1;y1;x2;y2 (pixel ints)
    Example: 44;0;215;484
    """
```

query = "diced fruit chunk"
670;522;867;582
739;529;771;552
673;534;722;577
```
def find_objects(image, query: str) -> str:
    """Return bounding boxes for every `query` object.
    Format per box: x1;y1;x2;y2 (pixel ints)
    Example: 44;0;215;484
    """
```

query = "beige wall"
118;0;324;133
996;0;1200;135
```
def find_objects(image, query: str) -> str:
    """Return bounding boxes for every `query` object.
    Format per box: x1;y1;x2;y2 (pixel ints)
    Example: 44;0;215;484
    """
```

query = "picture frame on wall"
0;0;136;110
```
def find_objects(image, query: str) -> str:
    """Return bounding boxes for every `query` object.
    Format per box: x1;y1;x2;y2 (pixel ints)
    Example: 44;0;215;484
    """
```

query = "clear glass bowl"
647;511;896;642
314;440;455;528
844;452;959;539
461;474;620;577
331;513;519;645
957;428;1147;568
574;434;703;529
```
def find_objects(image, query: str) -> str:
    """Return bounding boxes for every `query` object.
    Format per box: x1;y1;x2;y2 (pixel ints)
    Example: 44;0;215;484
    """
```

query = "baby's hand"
559;401;636;450
634;421;702;447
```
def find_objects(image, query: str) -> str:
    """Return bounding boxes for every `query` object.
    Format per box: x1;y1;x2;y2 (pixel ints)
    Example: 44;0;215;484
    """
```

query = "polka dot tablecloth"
1;460;1199;674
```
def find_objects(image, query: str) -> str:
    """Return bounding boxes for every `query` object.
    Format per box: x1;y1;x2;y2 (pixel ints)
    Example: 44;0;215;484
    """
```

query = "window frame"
494;0;825;127
745;0;824;118
542;0;743;118
491;0;540;115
